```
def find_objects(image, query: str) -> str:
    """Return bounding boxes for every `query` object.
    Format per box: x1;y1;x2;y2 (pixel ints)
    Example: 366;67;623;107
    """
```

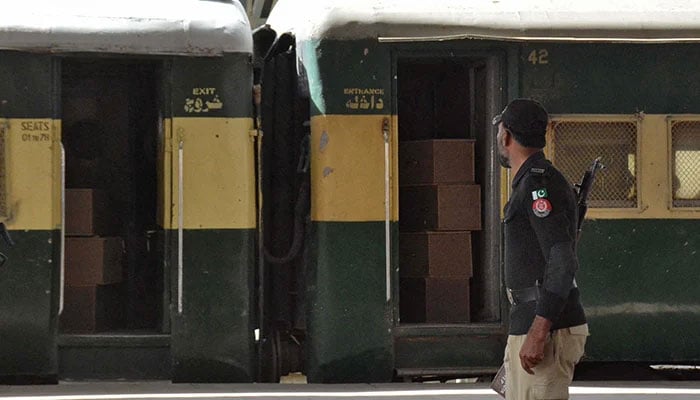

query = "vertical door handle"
177;140;184;314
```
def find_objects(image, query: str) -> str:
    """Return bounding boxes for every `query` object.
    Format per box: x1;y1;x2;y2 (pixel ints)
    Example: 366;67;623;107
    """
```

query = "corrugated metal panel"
0;0;252;55
268;0;700;42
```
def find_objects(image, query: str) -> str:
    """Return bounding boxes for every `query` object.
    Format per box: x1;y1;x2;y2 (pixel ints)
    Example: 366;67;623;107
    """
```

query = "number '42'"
528;49;549;65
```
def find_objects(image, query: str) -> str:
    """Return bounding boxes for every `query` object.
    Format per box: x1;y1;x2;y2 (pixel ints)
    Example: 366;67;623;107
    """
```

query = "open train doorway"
396;56;502;325
60;59;162;336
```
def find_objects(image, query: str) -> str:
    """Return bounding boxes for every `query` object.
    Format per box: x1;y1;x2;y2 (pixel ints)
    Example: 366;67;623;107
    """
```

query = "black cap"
492;98;548;148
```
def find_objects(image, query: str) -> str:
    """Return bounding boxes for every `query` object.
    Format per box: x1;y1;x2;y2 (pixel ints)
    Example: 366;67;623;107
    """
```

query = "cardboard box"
61;284;124;333
400;184;482;231
399;277;470;323
66;237;123;285
399;139;475;185
65;189;116;236
400;231;472;278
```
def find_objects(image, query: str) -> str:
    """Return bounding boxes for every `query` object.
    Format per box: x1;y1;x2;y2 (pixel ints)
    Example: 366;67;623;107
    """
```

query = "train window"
547;117;639;208
669;119;700;208
0;118;6;219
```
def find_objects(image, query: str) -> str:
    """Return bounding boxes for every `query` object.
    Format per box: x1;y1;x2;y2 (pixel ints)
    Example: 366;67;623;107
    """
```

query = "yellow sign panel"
2;118;58;230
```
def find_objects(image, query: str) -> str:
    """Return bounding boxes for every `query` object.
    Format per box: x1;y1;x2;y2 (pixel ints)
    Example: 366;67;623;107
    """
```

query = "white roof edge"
267;0;700;43
0;0;252;56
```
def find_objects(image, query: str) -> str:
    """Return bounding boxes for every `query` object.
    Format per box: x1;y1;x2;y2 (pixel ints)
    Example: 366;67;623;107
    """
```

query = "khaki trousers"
504;324;588;400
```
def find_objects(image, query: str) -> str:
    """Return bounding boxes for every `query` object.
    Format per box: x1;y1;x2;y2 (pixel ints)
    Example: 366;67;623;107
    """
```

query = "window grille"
0;119;7;218
670;120;700;208
548;118;638;208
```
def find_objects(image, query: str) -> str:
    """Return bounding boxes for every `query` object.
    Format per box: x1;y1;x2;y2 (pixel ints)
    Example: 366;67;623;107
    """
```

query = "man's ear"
502;129;512;146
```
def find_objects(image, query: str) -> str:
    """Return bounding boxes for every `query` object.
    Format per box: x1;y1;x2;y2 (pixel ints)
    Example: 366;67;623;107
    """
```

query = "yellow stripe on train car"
1;118;59;230
161;117;256;230
310;114;399;222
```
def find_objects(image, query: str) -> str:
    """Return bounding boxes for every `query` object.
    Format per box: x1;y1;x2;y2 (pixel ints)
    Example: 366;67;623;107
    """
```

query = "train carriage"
258;0;700;383
2;0;700;384
0;0;256;382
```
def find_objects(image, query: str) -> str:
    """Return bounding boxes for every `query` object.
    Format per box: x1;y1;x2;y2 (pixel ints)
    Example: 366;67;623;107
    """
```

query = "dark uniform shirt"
503;151;586;335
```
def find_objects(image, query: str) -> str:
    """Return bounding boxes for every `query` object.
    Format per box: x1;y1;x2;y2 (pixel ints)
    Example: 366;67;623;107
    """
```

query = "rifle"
575;157;605;235
490;157;605;398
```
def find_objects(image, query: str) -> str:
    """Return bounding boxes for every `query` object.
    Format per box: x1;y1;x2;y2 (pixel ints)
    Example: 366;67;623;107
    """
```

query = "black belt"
506;286;539;306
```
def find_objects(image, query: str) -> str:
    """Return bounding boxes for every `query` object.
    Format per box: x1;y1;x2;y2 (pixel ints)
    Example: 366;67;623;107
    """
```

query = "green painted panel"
170;228;256;382
577;219;700;361
302;40;700;116
585;315;700;362
171;54;253;118
59;338;170;380
306;222;393;383
302;39;511;117
521;43;700;114
394;330;505;371
0;52;55;118
301;39;391;117
0;230;58;378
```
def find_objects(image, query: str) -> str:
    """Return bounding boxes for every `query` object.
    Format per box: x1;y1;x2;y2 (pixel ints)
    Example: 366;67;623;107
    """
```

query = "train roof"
267;0;700;43
0;0;252;56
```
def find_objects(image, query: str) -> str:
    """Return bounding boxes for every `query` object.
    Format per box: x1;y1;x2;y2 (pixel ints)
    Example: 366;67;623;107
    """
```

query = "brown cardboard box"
399;277;470;323
66;237;123;285
400;231;472;278
61;284;124;333
65;189;116;236
400;184;481;231
399;139;475;184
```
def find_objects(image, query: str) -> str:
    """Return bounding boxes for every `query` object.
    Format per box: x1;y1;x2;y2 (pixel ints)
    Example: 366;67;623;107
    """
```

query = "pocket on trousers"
568;324;589;336
534;383;568;399
563;325;588;365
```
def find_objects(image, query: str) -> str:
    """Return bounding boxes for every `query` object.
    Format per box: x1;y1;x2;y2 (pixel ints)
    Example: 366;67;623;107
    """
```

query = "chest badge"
532;198;552;218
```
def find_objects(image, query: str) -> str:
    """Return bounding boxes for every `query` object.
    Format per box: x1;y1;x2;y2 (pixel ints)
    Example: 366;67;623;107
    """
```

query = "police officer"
493;99;589;400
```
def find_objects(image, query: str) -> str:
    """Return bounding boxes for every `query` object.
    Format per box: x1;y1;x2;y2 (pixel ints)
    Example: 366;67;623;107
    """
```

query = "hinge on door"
249;129;262;142
382;117;390;143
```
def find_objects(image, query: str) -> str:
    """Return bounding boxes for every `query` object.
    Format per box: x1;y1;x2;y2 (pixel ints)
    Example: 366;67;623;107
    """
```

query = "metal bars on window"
547;116;639;208
669;119;700;208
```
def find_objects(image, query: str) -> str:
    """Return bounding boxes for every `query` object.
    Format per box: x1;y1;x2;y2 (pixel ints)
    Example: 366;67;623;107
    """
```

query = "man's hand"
519;316;552;374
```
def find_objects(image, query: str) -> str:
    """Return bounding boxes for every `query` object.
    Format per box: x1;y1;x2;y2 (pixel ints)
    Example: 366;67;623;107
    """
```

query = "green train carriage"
257;0;700;383
0;0;256;382
3;0;700;384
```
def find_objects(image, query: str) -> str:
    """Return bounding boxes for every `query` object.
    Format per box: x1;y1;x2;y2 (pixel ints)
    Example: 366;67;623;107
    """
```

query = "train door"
59;58;168;379
394;52;505;377
166;55;257;383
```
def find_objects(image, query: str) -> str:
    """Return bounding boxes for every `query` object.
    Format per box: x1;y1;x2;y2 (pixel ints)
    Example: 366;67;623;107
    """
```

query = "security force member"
494;99;589;400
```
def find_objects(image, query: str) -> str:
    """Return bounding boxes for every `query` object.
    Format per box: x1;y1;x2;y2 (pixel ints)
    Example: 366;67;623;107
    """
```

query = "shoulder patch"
531;188;548;200
530;167;546;175
532;198;552;218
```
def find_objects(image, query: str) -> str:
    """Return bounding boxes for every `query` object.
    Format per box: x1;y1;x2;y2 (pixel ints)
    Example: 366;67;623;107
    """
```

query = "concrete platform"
3;381;700;400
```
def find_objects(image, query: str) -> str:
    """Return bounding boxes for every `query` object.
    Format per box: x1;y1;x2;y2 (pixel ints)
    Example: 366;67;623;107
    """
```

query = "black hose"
263;181;309;264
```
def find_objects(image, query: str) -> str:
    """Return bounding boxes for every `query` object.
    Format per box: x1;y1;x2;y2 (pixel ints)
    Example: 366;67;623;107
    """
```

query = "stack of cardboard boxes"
398;139;480;323
62;189;124;332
